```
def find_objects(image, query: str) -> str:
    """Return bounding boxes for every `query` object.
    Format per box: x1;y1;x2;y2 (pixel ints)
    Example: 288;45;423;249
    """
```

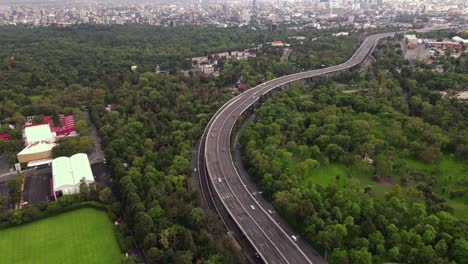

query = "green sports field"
0;207;122;264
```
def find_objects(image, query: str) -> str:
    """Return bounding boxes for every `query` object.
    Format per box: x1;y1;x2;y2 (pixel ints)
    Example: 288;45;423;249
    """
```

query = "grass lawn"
300;162;394;196
447;199;468;220
29;95;44;103
0;208;122;264
405;156;468;220
298;156;467;220
301;163;347;188
405;156;467;187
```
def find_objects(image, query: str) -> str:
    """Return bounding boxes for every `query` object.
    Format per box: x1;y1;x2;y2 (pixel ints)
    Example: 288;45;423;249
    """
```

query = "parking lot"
23;170;52;204
0;162;110;208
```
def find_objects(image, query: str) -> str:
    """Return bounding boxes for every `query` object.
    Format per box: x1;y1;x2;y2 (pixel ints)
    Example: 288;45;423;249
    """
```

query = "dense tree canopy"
3;24;464;263
240;43;468;263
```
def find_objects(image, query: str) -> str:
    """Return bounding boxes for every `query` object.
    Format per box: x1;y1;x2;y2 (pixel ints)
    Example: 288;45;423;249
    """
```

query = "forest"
240;41;468;263
2;24;464;263
0;24;363;263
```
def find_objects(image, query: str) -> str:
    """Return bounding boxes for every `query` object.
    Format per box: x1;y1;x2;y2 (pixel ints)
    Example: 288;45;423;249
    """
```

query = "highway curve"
199;27;448;264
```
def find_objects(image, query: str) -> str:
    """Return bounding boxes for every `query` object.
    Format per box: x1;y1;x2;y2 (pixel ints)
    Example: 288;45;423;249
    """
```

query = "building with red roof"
18;114;78;167
237;83;250;91
272;40;285;47
24;115;77;143
0;133;10;140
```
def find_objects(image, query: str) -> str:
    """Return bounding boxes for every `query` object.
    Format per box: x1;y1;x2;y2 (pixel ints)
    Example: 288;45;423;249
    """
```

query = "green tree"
8;174;24;207
325;144;345;161
388;247;400;261
349;248;371;264
146;247;164;264
79;179;90;200
450;238;468;263
98;188;112;204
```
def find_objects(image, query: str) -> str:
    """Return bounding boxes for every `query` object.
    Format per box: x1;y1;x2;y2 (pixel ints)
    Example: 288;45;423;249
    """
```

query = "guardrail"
199;27;449;264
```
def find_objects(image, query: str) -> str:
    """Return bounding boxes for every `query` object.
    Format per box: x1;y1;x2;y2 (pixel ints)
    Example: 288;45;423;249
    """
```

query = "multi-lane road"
198;27;449;264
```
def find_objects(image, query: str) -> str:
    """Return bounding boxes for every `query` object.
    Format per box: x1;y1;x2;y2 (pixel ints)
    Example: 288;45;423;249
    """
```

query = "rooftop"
52;153;94;192
24;124;54;145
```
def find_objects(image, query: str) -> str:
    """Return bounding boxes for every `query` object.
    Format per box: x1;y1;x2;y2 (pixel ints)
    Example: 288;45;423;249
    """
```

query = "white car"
218;178;222;183
291;235;298;242
268;209;273;214
250;205;255;210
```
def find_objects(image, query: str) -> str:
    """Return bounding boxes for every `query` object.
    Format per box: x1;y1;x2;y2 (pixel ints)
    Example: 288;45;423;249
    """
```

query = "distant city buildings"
0;0;466;29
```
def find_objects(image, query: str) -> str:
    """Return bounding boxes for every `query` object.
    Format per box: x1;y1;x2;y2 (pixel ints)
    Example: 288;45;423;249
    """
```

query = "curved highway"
199;27;448;264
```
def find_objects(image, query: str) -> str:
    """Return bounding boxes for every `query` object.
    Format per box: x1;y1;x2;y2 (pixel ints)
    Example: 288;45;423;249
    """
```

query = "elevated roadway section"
198;27;449;264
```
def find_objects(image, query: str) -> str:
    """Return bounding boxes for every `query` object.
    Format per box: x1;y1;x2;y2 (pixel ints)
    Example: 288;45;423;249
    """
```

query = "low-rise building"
332;32;349;37
201;64;215;74
452;36;468;45
23;124;54;146
0;133;10;140
271;40;285;47
17;141;56;165
18;114;78;166
427;41;462;50
52;153;94;198
24;115;77;145
405;35;419;45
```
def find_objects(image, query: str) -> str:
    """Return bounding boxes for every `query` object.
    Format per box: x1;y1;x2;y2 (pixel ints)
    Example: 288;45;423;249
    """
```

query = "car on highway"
199;29;443;263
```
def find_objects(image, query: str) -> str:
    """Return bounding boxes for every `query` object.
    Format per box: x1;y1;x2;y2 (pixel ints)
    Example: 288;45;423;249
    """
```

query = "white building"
52;153;94;198
332;32;349;37
19;115;77;166
452;36;468;45
17;141;56;165
201;64;215;74
405;35;419;45
23;124;54;145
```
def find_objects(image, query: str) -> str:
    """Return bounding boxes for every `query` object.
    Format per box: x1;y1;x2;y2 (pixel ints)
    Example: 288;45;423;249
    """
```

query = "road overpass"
197;27;449;264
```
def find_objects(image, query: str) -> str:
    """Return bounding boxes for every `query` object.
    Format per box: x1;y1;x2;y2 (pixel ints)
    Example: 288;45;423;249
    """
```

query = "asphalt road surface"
23;168;52;204
199;27;449;264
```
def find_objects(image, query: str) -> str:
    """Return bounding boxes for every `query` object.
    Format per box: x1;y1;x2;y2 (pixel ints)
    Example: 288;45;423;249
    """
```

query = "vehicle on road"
200;28;446;264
